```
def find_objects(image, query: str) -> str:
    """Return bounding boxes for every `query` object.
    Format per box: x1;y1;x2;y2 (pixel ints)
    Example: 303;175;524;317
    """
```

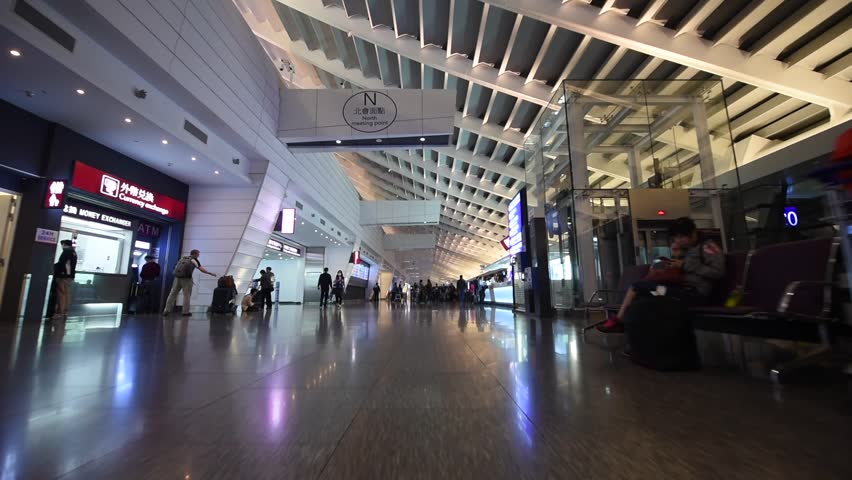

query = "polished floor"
0;304;849;479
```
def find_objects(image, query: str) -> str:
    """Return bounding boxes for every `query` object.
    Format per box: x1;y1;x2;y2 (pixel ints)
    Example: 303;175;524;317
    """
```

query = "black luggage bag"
624;295;700;371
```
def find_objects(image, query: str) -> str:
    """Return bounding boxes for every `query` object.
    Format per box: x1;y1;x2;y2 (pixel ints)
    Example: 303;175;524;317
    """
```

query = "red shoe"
596;316;624;333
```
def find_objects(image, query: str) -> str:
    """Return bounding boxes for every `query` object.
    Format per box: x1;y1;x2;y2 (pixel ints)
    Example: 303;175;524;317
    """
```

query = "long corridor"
0;305;849;479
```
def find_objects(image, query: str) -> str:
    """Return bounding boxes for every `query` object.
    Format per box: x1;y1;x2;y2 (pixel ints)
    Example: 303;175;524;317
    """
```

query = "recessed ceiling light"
214;170;220;174
123;117;132;123
335;140;342;144
9;49;21;57
161;139;168;145
420;137;426;142
191;156;196;161
75;89;85;95
375;139;382;143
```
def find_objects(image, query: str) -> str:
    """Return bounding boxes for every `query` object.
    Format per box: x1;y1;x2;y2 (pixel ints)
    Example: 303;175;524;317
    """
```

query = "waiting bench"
690;237;851;380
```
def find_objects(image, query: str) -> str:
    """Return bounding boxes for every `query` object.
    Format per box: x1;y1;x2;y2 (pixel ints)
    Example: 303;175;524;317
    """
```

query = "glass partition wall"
525;79;745;310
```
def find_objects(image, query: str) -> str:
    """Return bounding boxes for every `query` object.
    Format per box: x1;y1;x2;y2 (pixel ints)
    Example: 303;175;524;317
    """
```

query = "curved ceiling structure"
235;0;852;280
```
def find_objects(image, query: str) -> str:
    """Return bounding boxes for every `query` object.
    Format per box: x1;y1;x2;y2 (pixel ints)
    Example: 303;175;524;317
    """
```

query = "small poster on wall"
35;228;59;245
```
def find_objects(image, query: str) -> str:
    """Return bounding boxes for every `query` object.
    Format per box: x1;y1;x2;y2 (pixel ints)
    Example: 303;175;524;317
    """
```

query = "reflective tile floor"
0;304;850;479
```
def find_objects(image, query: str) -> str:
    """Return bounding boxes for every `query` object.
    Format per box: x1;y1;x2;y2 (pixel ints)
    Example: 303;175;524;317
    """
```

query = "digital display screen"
783;206;799;227
507;190;526;255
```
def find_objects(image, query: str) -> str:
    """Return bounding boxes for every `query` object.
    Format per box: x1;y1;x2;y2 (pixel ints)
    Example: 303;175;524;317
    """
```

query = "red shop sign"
71;162;186;221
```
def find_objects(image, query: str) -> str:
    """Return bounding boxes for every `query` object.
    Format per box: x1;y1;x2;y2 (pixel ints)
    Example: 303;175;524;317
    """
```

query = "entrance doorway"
0;190;20;303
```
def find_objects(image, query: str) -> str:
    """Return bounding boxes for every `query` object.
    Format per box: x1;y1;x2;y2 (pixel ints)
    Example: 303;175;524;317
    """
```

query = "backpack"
173;256;196;278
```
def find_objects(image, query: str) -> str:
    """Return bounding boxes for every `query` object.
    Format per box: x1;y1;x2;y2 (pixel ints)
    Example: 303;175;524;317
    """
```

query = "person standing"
52;239;77;319
317;267;332;308
260;267;274;309
163;249;216;317
456;275;466;305
139;255;160;313
333;270;345;307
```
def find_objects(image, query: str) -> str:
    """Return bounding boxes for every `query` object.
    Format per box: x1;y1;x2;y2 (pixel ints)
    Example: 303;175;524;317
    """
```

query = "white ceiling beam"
750;0;840;59
675;0;724;38
472;3;491;66
784;16;852;70
499;14;524;75
526;24;558;84
713;0;783;48
432;146;526;181
821;50;852;81
254;28;531;150
388;149;517;199
637;0;667;26
281;1;557;108
479;0;852;109
354;152;506;211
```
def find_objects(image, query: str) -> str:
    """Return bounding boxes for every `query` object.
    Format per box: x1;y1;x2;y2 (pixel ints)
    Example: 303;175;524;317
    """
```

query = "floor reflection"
0;304;849;479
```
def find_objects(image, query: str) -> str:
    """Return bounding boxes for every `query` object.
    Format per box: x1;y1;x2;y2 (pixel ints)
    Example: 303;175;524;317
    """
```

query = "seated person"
242;288;261;312
598;217;724;333
211;276;239;314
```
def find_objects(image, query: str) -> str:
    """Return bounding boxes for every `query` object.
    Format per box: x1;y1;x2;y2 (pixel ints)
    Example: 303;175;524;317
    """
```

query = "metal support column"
693;101;717;189
567;102;598;305
628;148;642;187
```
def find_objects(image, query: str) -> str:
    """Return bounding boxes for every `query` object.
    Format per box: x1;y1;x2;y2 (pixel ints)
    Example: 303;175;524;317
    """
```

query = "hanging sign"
342;91;397;133
44;179;66;209
71;162;186;221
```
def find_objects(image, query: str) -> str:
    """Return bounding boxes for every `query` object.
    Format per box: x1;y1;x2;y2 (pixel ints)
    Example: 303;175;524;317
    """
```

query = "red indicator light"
657;209;666;216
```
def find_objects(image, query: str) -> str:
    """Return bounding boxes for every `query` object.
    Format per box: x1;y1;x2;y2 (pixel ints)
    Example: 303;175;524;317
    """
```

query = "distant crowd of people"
374;274;494;306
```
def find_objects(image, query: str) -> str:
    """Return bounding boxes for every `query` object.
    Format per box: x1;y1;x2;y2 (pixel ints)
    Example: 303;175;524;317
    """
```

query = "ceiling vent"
183;119;208;144
14;0;76;52
295;201;303;210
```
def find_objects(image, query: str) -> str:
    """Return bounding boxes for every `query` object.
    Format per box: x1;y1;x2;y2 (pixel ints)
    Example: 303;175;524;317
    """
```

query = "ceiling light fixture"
75;89;85;95
161;139;168;145
335;140;342;144
191;156;196;161
9;49;21;57
124;117;132;123
420;137;426;142
375;139;382;143
214;170;220;174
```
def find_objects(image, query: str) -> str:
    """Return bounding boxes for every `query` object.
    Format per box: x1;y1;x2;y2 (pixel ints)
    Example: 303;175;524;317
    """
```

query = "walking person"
317;267;333;308
333;270;345;307
163;249;217;317
52;239;77;319
456;275;466;305
260;267;274;309
139;255;160;313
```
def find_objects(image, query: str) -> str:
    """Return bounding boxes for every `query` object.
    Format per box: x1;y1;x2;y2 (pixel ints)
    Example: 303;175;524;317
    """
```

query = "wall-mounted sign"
44;179;66;209
349;250;361;265
63;203;132;229
351;262;370;280
71;162;186;221
276;208;296;234
342;91;397;133
783;206;799;227
137;222;161;238
507;190;527;255
266;238;301;256
34;228;59;244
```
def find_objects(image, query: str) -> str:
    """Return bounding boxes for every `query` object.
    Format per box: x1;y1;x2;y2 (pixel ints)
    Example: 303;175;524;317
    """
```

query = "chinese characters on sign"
266;238;301;256
44;180;66;209
71;162;186;220
342;91;397;133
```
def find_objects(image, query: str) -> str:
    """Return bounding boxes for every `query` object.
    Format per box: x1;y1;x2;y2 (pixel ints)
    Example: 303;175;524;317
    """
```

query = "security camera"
338;80;346;88
133;88;147;99
232;158;240;165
